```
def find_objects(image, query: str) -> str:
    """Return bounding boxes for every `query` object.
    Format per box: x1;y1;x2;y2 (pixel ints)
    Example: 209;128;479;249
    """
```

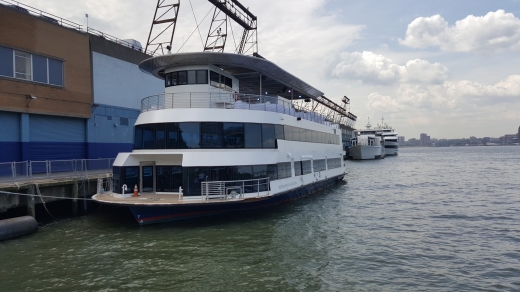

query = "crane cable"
177;6;213;52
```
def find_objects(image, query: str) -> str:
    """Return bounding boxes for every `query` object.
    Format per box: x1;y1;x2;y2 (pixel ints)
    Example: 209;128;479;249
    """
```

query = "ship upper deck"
139;52;357;129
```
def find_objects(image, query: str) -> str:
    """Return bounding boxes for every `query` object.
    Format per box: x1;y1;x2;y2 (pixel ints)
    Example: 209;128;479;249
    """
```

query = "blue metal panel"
0;111;20;142
0;142;21;162
29;142;86;161
0;46;13;77
29;114;86;142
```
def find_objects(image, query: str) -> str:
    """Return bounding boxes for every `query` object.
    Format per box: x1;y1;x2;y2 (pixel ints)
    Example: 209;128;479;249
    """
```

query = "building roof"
138;52;324;100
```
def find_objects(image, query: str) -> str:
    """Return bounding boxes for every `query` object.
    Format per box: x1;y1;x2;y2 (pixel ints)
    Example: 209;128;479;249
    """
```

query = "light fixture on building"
27;94;36;99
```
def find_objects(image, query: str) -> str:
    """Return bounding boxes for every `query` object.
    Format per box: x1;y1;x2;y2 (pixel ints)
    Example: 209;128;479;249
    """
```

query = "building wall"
0;6;92;118
91;52;163;109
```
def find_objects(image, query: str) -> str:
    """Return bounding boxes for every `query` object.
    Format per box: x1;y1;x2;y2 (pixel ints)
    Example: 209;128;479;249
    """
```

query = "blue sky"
23;0;520;139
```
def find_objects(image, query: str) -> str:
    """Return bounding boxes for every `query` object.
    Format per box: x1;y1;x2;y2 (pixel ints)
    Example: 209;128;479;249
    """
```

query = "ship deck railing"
201;177;270;200
141;93;339;128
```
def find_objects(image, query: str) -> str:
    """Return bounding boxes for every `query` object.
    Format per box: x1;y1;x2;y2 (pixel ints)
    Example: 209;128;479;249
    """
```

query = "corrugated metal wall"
29;114;86;161
0;111;21;162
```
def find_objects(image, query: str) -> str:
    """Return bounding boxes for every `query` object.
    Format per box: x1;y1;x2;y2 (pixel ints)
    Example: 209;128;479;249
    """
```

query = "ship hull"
129;174;344;225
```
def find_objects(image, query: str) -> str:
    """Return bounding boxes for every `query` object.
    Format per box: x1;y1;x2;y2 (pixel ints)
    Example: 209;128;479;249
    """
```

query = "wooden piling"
26;184;36;218
72;180;78;217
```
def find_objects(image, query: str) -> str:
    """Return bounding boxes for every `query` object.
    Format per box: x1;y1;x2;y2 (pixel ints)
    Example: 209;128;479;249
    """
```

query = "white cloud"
328;51;449;85
366;74;520;114
399;10;520;52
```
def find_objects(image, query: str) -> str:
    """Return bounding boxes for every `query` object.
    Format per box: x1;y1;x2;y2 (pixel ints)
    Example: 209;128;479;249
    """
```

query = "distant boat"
349;118;384;160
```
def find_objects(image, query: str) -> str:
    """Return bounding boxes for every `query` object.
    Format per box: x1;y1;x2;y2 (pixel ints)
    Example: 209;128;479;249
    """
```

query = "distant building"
469;136;478;145
420;133;431;146
398;136;405;145
482;137;490;145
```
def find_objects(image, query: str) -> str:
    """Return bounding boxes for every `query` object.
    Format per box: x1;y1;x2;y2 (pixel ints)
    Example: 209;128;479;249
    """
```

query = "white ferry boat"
374;117;398;156
349;119;385;160
92;52;354;225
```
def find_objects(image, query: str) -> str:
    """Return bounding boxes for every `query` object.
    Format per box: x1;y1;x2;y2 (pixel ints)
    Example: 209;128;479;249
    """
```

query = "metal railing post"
257;179;260;197
47;160;51;179
11;162;15;182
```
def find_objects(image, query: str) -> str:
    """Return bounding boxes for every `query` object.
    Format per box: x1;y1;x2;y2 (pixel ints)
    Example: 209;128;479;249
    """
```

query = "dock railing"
201;178;270;200
0;158;115;184
141;93;336;127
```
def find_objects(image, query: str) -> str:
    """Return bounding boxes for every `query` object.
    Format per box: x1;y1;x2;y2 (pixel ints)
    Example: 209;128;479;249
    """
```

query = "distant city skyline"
20;0;520;138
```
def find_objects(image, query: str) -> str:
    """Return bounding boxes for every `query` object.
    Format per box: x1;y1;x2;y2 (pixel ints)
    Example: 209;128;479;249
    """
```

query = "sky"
21;0;520;139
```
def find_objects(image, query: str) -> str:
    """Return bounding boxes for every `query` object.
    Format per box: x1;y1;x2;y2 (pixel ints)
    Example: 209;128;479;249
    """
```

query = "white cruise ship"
348;119;385;160
374;117;399;156
92;52;356;225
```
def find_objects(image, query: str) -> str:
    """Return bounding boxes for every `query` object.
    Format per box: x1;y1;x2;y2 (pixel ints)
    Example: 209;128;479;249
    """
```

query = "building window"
0;46;64;86
14;50;31;80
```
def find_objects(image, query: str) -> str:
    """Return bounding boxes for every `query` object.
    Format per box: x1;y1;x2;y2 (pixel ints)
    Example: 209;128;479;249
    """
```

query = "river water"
1;146;519;291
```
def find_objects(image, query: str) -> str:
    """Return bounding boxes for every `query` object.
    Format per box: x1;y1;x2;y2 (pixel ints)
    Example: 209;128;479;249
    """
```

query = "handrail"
0;0;83;31
141;92;341;128
0;158;114;184
201;177;270;200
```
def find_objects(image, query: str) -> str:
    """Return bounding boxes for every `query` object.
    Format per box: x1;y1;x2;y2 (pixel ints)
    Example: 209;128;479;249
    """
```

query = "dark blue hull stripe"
129;175;345;225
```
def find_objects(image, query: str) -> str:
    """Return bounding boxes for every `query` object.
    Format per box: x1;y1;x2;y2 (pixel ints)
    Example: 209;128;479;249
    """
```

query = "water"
1;146;519;291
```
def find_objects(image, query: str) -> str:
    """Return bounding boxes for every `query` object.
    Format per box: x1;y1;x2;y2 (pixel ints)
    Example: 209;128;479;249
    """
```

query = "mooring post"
72;180;78;217
27;184;36;218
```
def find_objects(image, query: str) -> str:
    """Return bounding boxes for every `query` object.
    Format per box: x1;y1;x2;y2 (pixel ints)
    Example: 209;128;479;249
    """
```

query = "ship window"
185;167;210;195
312;130;318;143
277;162;291;179
134;125;143;149
283;125;293;141
155;123;165;149
187;70;197;84
267;164;278;181
210;166;233;181
112;167;122;193
179;122;200;148
123;167;139;194
245;123;262;148
197;70;208;84
275;124;284;140
171;72;178;86
313;159;326;172
262;124;275;148
156;166;183;192
166;123;179;149
327;158;341;169
223;123;244;148
201;122;223;148
305;129;312;142
210;71;220;87
143;124;155;149
302;160;312;175
294;161;302;176
225;76;232;90
165;73;171;87
178;71;187;85
253;165;268;192
220;74;226;89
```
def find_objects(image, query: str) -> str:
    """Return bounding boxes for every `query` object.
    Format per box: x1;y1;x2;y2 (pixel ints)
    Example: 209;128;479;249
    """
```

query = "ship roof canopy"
139;52;324;101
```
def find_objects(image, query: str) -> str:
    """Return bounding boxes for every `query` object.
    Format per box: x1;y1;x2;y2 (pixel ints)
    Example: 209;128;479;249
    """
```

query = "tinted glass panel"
277;162;291;179
32;55;47;83
223;123;244;148
283;125;293;141
302;160;312;175
210;71;219;86
201;122;222;148
165;73;171;87
178;71;187;85
185;167;210;196
143;124;155;149
123;167;139;194
225;76;232;88
197;70;208;84
166;123;179;149
187;70;196;84
294;161;302;176
112;167;122;193
262;124;275;148
155;123;165;149
48;58;63;86
275;124;284;140
171;71;178;86
0;46;13;77
305;129;312;142
156;166;172;192
244;123;262;148
179;122;200;148
267;164;278;181
235;165;252;180
134;125;143;149
14;51;31;80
